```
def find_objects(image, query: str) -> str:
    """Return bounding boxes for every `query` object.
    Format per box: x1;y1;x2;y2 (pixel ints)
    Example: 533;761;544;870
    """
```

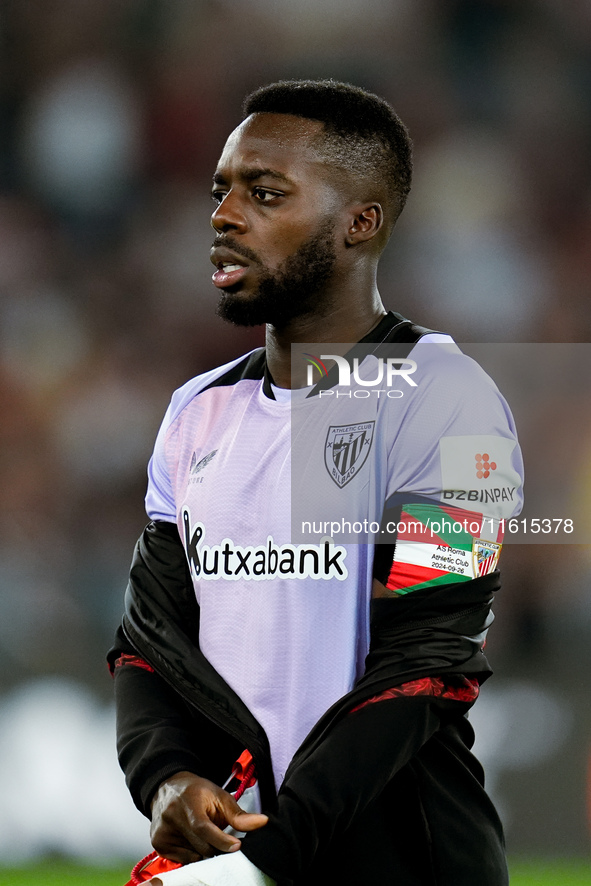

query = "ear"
345;203;384;246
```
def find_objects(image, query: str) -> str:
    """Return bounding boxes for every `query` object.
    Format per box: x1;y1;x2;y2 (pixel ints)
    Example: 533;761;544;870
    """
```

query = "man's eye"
253;188;281;203
211;190;226;204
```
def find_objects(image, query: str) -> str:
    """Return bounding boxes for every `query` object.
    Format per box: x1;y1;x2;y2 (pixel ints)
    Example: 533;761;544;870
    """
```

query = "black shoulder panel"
380;311;439;344
198;313;439;402
200;348;272;395
307;311;440;398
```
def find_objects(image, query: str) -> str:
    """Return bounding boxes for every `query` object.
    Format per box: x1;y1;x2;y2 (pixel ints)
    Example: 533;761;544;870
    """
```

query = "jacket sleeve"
109;632;204;817
108;521;242;818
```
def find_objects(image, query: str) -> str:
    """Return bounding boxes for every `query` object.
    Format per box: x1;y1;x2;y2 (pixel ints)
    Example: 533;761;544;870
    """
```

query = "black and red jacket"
109;518;508;886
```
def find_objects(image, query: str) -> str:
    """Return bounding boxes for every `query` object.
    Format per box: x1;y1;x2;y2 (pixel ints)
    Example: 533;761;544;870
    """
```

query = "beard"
215;219;337;328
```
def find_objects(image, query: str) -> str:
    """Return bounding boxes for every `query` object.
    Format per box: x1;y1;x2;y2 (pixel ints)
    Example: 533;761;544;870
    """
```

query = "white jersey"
145;331;523;788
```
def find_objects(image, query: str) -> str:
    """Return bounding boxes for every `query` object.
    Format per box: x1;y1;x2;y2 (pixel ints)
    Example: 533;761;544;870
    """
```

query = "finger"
160;845;203;865
219;791;269;832
154;813;217;860
169;828;214;862
148;867;208;886
194;819;243;855
150;832;203;865
152;844;202;865
226;810;269;832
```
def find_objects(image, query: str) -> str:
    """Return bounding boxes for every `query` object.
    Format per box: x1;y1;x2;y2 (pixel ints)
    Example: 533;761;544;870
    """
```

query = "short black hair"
242;79;413;226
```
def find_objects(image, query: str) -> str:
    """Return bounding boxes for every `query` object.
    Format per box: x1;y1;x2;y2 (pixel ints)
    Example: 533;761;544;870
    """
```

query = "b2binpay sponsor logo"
182;508;348;582
442;487;517;505
443;449;517;505
438;435;522;518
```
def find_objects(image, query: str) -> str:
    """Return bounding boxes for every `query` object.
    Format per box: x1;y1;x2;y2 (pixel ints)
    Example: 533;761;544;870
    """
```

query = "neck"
265;281;387;389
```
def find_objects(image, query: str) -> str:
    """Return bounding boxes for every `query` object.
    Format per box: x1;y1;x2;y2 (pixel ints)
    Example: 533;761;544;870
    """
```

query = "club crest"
325;422;375;488
472;539;502;576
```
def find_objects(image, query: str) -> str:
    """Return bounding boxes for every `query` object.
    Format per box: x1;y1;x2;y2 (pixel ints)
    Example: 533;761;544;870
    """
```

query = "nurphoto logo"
304;353;418;398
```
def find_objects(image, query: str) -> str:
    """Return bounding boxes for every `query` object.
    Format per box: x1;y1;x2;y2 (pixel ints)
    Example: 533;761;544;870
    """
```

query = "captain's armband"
373;502;504;596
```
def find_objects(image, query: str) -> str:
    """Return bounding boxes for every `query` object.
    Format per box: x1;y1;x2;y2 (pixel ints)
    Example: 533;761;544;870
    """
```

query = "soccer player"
109;80;523;886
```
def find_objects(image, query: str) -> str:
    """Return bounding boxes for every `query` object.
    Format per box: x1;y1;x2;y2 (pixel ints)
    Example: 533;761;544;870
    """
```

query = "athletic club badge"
472;539;502;576
325;421;375;488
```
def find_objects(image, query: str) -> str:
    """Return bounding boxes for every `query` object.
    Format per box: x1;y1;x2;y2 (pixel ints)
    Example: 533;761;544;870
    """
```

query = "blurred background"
0;0;590;873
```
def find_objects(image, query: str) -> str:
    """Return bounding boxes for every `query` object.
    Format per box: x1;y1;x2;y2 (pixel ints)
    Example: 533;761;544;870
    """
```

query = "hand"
372;577;401;598
150;771;268;864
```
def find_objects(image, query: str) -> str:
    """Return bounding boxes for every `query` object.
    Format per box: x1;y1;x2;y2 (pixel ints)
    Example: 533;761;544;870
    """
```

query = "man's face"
210;113;345;327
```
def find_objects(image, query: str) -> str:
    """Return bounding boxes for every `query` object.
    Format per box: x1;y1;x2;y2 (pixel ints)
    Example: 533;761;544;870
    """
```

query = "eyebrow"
212;167;293;186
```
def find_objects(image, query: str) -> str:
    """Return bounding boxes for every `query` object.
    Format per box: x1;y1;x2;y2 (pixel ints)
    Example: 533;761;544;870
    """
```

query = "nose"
211;191;247;234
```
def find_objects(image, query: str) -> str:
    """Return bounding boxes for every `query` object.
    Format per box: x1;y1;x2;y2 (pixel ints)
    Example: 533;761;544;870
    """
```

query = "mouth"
210;246;251;290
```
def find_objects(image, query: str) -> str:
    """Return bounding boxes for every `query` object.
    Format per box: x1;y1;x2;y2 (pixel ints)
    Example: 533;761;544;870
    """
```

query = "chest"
169;383;400;550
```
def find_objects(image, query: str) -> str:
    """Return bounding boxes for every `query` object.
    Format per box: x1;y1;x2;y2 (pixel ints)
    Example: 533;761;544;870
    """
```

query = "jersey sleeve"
144;376;207;524
144;354;260;524
373;343;524;592
145;405;178;523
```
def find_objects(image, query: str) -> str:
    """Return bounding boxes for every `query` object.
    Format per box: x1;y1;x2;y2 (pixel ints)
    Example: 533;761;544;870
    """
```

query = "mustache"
212;235;261;265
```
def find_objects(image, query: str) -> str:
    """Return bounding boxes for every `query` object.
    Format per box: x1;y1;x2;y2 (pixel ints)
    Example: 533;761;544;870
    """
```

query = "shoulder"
391;337;520;448
165;347;266;426
409;338;503;401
